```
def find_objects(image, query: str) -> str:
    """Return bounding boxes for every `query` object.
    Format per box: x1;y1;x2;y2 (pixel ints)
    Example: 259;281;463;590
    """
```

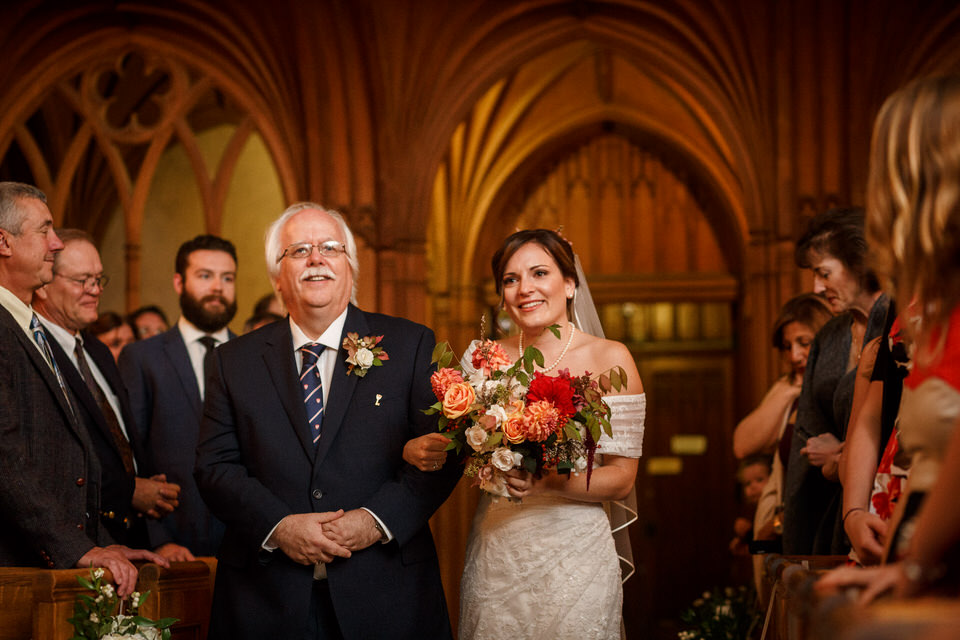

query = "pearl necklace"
518;323;576;372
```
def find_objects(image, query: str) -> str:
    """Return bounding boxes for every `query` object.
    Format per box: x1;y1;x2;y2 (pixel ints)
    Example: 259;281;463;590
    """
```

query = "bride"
404;229;646;639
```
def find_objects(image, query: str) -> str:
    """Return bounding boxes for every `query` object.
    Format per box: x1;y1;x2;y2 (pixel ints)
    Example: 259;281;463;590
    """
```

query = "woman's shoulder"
578;335;642;393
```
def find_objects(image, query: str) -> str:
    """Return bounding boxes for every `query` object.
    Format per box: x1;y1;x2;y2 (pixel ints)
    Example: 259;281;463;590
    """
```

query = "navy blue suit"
195;306;459;640
119;326;227;555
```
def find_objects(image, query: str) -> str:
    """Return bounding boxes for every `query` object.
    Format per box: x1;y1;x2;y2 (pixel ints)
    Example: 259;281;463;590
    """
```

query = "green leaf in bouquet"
444;440;459;451
522;455;538;473
610;368;622;390
431;341;450;365
557;460;573;471
485;431;502;447
601;416;613;438
547;324;561;339
598;373;611;392
564;423;581;441
439;350;454;369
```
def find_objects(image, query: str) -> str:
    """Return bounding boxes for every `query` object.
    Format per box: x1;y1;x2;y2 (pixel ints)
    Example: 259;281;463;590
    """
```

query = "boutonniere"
342;332;389;377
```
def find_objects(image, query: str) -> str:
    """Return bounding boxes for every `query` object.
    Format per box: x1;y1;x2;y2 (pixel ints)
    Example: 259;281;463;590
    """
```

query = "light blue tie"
299;343;325;446
30;313;75;418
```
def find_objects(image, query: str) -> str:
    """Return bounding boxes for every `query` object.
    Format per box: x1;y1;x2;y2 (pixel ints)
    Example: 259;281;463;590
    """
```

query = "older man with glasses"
33;228;181;551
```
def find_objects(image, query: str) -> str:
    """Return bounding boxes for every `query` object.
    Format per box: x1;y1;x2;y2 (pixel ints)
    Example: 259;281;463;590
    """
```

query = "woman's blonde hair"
867;75;960;355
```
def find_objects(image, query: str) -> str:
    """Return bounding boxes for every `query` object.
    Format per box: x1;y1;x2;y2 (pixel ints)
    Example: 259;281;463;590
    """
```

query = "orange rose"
442;382;475;419
502;415;526;444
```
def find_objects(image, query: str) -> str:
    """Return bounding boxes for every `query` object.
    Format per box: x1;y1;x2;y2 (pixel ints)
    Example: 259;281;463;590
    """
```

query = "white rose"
491;447;517;472
355;347;375;368
465;425;488;451
574;456;588;473
485;404;509;428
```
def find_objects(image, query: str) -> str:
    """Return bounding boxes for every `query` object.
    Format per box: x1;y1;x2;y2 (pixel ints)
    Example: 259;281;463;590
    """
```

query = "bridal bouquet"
68;568;177;640
425;326;626;496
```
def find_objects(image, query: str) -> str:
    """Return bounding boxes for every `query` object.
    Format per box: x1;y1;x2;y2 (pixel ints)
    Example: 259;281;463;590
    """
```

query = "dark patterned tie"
30;314;75;418
299;343;325;446
198;335;217;389
74;337;136;474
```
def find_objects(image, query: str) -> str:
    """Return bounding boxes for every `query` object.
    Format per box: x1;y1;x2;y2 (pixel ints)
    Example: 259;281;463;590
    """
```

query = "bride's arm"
505;455;638;502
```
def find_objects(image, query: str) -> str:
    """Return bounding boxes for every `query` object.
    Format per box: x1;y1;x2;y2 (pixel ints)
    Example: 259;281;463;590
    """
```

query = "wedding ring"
433;462;440;470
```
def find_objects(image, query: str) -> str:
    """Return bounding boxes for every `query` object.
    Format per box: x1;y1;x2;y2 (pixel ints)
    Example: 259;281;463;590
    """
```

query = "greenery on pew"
68;568;177;640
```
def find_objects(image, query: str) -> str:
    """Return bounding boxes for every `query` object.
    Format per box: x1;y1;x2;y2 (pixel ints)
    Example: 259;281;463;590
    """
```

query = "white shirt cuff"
361;507;393;543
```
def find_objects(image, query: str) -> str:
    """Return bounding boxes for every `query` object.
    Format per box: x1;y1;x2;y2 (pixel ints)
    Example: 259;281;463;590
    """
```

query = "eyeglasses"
277;241;346;263
55;273;109;292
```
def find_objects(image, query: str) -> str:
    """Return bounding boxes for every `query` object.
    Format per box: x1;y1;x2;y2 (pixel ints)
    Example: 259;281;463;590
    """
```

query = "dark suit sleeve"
117;347;151;461
362;326;461;545
117;345;174;549
195;349;294;548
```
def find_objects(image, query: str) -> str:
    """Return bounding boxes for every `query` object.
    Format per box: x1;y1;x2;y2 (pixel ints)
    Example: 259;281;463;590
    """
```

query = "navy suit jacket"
0;305;105;568
47;330;148;547
195;305;460;640
118;325;227;555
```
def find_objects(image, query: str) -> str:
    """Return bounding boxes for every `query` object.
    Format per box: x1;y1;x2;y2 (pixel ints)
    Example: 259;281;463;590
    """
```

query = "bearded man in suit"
119;234;238;559
0;182;163;596
195;203;459;639
32;229;181;549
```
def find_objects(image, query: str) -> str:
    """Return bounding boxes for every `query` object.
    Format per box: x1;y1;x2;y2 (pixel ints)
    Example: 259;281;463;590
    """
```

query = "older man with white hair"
196;203;460;639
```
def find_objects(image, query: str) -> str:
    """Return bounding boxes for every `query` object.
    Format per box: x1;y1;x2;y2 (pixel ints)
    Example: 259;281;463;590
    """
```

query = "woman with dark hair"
733;293;833;545
403;229;645;639
90;310;136;361
782;208;889;555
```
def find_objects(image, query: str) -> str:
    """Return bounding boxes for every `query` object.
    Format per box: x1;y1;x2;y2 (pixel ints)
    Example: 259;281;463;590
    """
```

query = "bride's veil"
572;255;639;584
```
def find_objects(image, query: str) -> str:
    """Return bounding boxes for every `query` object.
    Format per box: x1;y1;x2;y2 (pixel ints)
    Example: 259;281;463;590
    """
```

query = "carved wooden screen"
0;47;284;317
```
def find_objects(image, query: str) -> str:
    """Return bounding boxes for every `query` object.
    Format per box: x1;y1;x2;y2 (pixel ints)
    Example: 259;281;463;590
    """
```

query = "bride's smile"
501;242;575;334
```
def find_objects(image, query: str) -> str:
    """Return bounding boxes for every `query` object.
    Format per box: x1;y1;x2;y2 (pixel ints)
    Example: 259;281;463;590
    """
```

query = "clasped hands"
132;474;181;519
270;509;382;566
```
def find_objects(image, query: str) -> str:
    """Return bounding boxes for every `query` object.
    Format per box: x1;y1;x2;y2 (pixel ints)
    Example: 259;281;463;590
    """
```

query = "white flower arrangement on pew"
68;567;177;640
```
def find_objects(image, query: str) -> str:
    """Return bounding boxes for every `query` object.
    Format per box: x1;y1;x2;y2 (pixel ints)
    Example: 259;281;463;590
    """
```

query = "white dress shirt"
177;316;231;397
0;284;46;362
263;308;392;578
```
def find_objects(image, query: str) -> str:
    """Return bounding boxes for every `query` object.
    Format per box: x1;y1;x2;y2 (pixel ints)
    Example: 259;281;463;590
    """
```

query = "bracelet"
842;507;866;525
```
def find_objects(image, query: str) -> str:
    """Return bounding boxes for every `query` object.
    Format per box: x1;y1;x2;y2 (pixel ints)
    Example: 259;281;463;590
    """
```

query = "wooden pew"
0;567;42;640
761;554;960;640
0;559;215;640
760;555;847;640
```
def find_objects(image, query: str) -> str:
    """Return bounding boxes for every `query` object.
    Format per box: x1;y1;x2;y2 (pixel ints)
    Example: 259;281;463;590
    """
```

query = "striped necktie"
30;314;76;418
299;343;325;446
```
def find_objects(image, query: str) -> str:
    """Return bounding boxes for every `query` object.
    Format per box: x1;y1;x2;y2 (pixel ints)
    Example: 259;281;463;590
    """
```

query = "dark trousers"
306;579;344;640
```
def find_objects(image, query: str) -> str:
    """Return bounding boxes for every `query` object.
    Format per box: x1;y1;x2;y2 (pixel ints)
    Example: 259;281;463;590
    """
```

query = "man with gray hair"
0;182;164;596
196;203;459;639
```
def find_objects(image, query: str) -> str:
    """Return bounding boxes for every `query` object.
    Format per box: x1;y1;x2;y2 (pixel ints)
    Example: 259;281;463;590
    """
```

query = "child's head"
738;454;772;505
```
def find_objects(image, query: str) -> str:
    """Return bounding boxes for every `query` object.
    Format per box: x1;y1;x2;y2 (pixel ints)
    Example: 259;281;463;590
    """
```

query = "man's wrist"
372;518;388;543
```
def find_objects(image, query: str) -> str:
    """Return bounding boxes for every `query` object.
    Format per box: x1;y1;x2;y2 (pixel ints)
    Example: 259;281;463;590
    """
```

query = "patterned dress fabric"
459;394;645;640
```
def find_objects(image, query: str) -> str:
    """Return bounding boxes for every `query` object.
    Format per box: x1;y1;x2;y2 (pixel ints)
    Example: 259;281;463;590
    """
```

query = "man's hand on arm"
321;508;384;552
132;474;181;519
76;545;170;597
269;511;351;565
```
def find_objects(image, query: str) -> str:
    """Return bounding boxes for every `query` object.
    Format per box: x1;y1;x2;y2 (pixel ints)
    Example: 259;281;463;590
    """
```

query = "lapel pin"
375;394;382;407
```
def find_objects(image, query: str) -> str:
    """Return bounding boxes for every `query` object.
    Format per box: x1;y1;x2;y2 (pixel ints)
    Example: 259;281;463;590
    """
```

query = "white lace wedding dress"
459;394;646;640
